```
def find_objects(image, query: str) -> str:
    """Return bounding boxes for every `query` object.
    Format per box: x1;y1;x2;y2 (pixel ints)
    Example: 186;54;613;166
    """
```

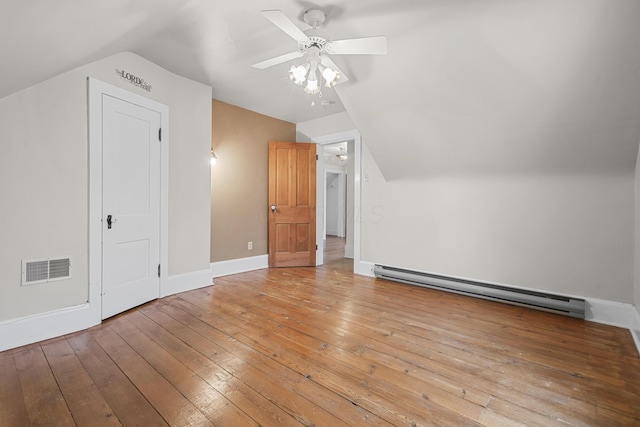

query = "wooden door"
102;94;161;319
268;141;317;267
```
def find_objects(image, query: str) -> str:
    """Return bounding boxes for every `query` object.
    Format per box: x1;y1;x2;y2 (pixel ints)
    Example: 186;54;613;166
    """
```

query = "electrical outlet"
248;241;253;250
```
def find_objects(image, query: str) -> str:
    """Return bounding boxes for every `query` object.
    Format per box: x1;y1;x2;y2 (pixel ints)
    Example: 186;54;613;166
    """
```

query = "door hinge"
316;154;318;160
157;264;161;278
316;244;318;250
159;128;162;142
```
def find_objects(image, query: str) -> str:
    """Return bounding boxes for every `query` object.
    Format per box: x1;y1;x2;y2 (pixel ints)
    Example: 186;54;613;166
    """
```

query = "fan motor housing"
299;35;329;53
303;9;326;27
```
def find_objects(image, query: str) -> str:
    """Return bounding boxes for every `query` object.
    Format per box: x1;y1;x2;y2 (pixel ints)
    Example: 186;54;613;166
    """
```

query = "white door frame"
88;78;169;319
313;130;363;273
324;168;347;238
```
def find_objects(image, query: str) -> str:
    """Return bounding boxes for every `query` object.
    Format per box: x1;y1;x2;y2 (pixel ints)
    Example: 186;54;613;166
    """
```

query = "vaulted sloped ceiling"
1;0;639;179
336;0;640;179
0;0;357;122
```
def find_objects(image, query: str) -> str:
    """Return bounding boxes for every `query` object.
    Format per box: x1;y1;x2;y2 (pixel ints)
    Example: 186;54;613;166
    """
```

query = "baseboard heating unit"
373;265;585;319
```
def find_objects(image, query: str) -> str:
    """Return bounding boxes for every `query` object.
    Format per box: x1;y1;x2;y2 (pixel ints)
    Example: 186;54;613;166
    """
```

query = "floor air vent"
22;258;72;286
373;265;585;319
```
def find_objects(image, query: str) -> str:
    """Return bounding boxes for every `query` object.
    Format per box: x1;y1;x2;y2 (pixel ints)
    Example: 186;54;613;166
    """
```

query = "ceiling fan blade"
320;56;349;85
252;51;304;69
327;36;387;55
261;10;310;43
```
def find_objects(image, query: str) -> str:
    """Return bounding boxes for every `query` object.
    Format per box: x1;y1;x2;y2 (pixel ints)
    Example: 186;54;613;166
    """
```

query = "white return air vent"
22;257;72;286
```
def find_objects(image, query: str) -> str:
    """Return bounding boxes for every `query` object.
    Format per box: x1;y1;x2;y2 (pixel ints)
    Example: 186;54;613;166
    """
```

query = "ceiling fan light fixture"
253;9;388;100
321;66;340;87
288;64;307;85
303;75;320;94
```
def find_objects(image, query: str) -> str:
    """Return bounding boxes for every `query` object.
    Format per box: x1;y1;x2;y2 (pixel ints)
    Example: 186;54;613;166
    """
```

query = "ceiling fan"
252;9;387;93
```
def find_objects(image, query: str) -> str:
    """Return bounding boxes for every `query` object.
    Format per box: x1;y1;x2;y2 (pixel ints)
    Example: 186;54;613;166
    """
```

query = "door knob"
270;205;276;213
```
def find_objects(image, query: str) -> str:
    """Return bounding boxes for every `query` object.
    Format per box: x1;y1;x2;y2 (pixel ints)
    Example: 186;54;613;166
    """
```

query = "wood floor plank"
91;326;213;426
136;308;381;426
0;351;30;426
220;286;604;426
13;343;75;426
66;332;169;427
112;310;300;426
222;266;640;421
133;308;313;427
173;291;488;427
109;313;279;427
0;238;638;426
40;338;121;426
188;284;562;426
231;278;638;421
144;302;394;427
211;264;640;424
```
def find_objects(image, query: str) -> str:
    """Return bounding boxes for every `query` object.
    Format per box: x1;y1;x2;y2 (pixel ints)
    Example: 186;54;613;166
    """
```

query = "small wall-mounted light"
210;149;218;165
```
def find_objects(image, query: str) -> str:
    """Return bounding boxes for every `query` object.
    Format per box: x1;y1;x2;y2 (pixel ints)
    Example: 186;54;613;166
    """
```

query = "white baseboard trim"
345;244;354;259
585;297;637;328
0;268;214;353
3;263;638;357
0;303;100;352
211;255;268;278
586;298;640;356
628;306;640;355
162;268;213;298
354;260;375;277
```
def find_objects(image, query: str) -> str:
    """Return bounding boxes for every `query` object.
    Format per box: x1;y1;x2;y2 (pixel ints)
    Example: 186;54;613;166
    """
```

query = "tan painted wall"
211;100;295;262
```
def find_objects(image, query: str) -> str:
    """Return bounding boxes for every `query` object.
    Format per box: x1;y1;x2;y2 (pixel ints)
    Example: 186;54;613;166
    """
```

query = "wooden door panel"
295;224;310;252
275;224;290;253
275;208;311;223
296;151;310;206
269;141;316;267
275;148;291;206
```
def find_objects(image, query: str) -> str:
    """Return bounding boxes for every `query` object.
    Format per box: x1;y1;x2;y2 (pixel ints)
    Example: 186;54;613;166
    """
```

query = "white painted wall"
0;52;211;323
326;173;339;236
361;144;635;303
326;173;347;237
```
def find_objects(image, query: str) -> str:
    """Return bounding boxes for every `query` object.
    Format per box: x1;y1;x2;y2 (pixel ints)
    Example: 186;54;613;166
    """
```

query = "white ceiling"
0;0;394;123
343;0;640;179
2;0;640;180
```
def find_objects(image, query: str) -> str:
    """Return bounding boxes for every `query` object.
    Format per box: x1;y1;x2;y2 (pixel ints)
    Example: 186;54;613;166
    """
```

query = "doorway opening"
322;141;349;260
313;129;364;275
324;235;347;263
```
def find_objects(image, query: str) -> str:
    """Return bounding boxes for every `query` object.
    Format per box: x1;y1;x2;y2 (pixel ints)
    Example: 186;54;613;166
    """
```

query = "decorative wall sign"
115;69;152;92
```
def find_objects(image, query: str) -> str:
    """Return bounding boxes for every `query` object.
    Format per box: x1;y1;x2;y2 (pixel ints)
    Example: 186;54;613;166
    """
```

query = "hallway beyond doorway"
324;236;347;264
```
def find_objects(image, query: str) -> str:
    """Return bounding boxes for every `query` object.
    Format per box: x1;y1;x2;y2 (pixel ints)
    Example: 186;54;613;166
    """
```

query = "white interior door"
101;94;161;319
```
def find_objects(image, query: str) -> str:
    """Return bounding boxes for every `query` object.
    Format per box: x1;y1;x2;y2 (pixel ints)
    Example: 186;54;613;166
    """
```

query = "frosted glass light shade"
322;67;339;87
288;65;307;85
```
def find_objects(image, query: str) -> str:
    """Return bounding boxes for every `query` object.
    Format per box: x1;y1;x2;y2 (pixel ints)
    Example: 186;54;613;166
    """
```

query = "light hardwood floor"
1;237;639;426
